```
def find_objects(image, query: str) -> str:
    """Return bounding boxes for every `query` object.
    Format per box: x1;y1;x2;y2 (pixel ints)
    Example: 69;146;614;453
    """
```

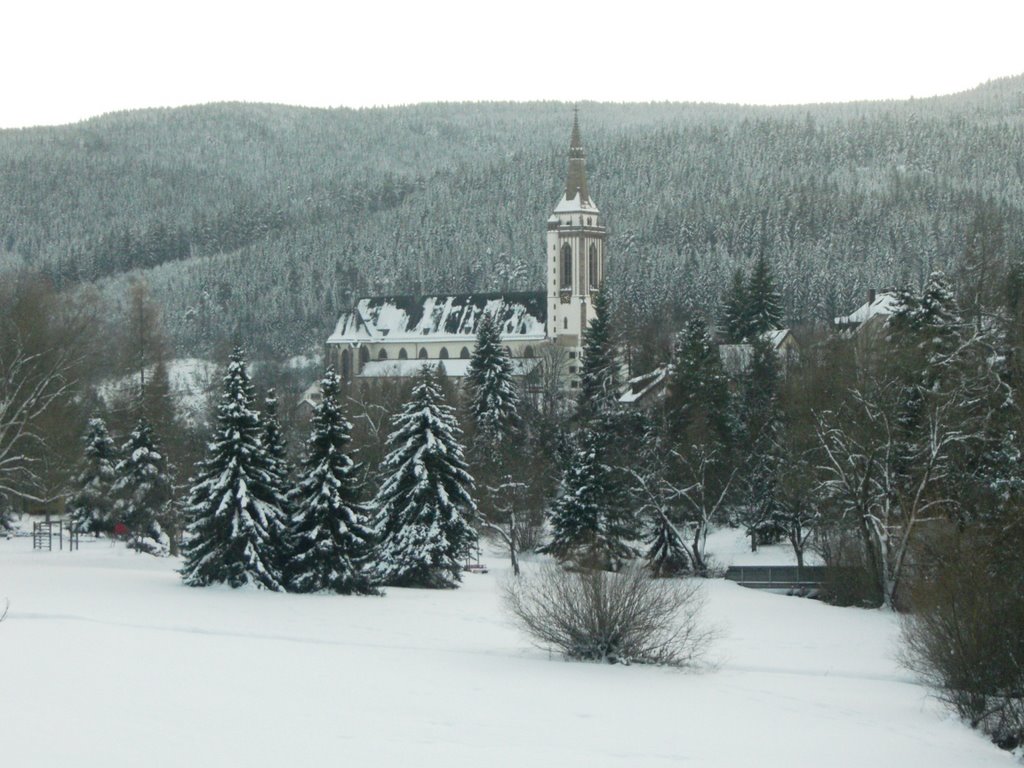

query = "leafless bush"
900;533;1024;751
814;527;882;608
503;563;715;667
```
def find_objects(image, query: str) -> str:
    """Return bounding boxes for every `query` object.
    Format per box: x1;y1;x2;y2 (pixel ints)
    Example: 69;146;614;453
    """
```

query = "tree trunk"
508;512;520;577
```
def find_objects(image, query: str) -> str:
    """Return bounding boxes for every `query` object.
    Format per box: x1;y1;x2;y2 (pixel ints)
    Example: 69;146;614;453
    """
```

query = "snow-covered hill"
0;538;1010;767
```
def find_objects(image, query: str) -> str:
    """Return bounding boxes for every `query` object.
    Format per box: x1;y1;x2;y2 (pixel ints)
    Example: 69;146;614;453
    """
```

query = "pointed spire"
570;105;583;153
565;105;590;202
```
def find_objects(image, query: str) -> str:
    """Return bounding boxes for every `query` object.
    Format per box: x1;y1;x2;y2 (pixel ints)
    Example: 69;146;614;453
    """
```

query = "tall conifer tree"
545;290;639;570
666;317;732;447
578;288;619;419
543;426;638;570
465;311;520;445
736;335;784;549
111;417;173;554
181;348;288;590
372;365;477;588
746;253;784;336
289;368;378;594
722;267;751;342
69;415;118;534
262;389;293;519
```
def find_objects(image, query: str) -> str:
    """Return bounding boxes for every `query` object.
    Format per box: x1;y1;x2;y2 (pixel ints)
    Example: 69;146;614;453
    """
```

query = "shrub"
503;563;714;667
900;532;1024;751
814;527;882;608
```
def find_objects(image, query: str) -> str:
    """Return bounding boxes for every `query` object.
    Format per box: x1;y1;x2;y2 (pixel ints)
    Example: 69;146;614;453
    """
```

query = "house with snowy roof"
833;289;902;335
327;111;606;390
618;329;799;407
717;329;799;377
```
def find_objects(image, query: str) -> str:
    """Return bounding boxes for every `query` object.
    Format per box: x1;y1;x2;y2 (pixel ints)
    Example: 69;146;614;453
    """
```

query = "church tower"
546;109;606;361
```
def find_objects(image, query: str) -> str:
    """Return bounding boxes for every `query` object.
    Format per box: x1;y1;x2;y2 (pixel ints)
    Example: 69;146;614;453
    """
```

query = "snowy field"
0;535;1012;768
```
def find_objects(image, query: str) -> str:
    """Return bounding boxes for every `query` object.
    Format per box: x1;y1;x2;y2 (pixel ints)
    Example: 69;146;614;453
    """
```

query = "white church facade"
326;112;606;390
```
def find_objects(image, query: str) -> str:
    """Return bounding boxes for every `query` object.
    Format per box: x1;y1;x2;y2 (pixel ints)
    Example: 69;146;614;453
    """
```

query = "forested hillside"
3;75;1024;357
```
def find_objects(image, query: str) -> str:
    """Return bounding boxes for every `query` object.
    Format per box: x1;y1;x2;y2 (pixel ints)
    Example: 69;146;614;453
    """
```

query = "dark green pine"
289;368;379;595
181;348;288;590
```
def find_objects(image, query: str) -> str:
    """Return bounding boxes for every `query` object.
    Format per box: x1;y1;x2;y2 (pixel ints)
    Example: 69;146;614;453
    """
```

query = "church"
326;112;606;391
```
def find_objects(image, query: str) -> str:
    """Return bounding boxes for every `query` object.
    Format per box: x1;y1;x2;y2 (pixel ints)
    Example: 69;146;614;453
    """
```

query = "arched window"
524;346;535;358
359;347;370;364
398;348;408;360
560;243;572;291
439;347;449;359
377;348;388;361
418;348;428;359
563;317;568;330
589;244;598;290
460;347;471;359
341;350;351;379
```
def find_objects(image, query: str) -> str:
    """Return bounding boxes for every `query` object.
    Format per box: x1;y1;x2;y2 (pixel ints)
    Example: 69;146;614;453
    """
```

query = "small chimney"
867;288;876;305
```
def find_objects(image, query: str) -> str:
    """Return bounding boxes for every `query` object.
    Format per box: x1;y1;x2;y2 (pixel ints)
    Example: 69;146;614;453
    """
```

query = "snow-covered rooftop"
619;366;669;404
328;292;548;346
834;291;902;327
552;192;599;215
358;358;541;379
763;328;791;350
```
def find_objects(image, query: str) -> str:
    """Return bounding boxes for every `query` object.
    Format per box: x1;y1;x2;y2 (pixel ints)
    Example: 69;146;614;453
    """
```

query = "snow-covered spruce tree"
544;287;639;570
68;415;118;535
745;253;783;336
261;388;294;527
577;288;620;420
465;310;525;573
371;364;477;588
543;425;638;571
465;310;520;446
181;348;289;590
289;368;379;595
111;418;173;555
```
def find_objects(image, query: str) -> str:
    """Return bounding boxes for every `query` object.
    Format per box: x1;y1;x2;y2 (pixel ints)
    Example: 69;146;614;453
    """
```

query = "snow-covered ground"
703;525;824;567
0;536;1011;768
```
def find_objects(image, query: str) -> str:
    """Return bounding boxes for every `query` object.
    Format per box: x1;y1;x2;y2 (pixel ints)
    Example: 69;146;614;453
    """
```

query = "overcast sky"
3;0;1022;129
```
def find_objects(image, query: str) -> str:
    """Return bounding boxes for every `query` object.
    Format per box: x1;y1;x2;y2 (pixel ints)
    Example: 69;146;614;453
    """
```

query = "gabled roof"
619;329;797;404
763;328;793;350
328;291;547;345
834;291;902;328
619;366;669;404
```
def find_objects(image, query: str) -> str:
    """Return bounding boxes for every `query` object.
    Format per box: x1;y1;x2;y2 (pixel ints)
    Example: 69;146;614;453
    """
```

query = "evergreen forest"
3;75;1024;358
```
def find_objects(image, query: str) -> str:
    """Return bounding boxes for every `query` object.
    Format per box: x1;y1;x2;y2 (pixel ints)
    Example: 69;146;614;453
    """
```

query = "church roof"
328;291;548;345
358;357;542;379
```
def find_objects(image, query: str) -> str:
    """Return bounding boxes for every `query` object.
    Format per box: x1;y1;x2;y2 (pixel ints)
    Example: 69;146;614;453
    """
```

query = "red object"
113;522;129;537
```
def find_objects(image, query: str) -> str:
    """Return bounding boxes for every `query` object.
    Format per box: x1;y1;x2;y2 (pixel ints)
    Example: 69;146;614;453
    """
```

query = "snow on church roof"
358;358;542;379
552;192;599;215
328;292;548;345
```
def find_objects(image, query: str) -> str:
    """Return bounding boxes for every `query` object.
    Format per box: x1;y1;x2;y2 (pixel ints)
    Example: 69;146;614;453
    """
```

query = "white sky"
2;0;1022;129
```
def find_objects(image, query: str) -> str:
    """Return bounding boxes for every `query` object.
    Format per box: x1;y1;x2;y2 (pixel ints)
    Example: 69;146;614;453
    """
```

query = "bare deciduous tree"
815;387;966;609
